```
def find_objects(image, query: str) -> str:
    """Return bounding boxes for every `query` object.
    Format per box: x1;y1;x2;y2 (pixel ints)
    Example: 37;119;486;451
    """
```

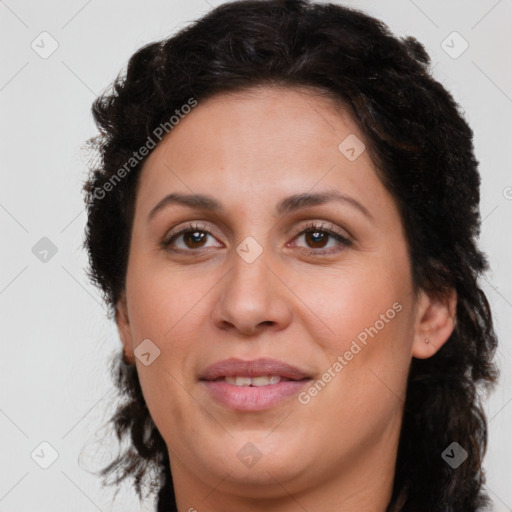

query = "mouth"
199;358;312;411
221;375;285;386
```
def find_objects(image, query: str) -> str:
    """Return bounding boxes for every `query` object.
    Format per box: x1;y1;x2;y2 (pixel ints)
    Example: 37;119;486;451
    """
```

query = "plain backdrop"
1;0;511;511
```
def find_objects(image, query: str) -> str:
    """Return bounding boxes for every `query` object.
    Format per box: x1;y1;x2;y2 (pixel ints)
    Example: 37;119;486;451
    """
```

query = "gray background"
1;0;511;510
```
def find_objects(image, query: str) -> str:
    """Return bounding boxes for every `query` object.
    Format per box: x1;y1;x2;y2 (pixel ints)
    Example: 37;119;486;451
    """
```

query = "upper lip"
200;358;310;381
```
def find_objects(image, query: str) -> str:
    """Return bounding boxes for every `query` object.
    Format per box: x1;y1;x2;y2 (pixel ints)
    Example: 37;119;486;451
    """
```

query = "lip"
200;357;311;412
200;357;310;381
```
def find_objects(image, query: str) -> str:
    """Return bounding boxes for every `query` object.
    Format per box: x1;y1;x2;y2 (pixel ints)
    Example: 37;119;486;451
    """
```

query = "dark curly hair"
82;1;499;510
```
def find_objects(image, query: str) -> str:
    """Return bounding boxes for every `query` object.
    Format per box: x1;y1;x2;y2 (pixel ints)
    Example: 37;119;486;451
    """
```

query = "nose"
211;245;293;337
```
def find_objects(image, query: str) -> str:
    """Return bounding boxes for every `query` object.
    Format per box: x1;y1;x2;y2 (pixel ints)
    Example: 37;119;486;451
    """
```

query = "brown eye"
303;230;330;249
292;221;353;256
161;222;222;252
181;230;208;248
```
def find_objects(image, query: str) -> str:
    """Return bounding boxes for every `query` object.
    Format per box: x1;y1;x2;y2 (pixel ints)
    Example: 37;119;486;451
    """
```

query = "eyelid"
161;219;354;254
291;220;351;241
164;221;220;242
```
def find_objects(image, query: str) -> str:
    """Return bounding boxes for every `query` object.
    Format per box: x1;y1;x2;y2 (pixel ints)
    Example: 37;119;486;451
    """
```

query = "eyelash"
160;221;353;256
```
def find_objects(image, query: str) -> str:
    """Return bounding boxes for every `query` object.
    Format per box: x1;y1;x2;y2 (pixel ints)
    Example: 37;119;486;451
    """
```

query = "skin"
116;85;457;512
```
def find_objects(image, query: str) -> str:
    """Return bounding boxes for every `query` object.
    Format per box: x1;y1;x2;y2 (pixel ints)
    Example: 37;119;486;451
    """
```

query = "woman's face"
117;86;455;507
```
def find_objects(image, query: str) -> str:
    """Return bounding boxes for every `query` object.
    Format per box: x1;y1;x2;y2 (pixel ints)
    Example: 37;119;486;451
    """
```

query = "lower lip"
202;379;310;411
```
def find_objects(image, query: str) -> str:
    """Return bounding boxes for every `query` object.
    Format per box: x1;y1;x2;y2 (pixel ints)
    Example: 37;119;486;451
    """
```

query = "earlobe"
116;291;135;365
412;288;457;359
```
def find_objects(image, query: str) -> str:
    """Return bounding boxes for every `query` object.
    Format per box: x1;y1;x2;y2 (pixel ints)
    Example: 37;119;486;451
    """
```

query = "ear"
116;290;135;365
411;287;457;359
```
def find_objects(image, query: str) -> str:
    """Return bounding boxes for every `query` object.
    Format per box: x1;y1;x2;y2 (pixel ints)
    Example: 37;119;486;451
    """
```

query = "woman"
82;1;499;510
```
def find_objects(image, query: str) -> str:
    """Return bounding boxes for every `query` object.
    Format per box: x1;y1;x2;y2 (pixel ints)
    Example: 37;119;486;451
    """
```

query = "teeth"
252;375;281;386
224;375;282;386
234;376;252;386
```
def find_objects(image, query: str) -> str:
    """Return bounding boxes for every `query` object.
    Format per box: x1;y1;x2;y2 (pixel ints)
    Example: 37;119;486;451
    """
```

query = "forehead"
133;85;389;221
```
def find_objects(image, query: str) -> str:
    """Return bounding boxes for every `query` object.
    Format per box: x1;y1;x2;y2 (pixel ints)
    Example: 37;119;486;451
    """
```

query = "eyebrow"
147;190;373;222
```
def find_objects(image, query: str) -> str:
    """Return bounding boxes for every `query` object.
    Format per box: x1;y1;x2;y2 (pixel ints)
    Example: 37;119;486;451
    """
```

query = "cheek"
126;256;213;342
124;256;241;415
289;255;410;355
291;250;414;418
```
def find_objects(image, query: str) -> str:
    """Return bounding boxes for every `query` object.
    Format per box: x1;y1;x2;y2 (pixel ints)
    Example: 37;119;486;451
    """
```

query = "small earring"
425;338;430;344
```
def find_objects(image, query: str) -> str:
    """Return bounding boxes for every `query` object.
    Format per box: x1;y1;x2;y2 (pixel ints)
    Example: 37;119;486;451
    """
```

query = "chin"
199;433;312;489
